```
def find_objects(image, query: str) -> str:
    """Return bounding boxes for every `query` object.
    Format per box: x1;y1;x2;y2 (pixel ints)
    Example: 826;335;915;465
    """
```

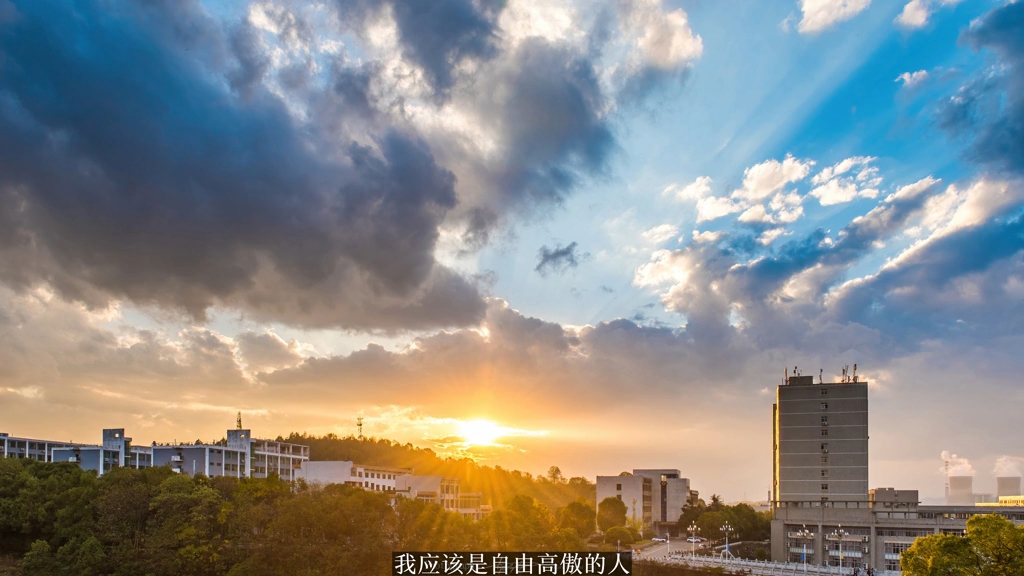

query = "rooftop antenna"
819;369;823;384
357;417;364;440
236;411;243;430
785;366;788;384
853;363;858;383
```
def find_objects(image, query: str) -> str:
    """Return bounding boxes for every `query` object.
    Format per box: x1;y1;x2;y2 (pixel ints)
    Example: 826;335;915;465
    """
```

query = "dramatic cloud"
535;242;583;276
797;0;872;34
0;0;702;331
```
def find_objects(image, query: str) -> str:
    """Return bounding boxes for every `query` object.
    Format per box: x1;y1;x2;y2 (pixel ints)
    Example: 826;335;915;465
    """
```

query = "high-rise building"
773;373;869;506
770;370;1024;572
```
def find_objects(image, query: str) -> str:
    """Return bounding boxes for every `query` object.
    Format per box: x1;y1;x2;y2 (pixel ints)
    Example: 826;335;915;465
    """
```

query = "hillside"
282;433;595;510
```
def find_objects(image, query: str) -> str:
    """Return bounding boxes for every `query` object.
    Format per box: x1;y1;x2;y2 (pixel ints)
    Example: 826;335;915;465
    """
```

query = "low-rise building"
1;432;83;462
772;488;1024;572
596;474;653;529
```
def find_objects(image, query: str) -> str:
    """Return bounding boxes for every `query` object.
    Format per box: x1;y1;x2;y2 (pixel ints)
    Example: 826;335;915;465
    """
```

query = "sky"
1;0;1023;503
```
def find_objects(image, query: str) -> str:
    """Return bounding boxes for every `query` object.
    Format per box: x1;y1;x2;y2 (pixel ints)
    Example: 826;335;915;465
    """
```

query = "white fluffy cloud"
895;0;964;29
665;176;712;200
697;196;745;222
797;0;872;34
896;70;929;88
810;157;882;206
731;155;814;202
642;224;680;244
628;0;704;69
692;230;724;243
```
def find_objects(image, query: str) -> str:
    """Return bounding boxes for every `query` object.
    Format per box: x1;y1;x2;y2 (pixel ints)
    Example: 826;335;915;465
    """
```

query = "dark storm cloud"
830;213;1024;341
535;242;582;276
0;0;483;330
941;2;1024;175
484;40;616;206
332;0;499;96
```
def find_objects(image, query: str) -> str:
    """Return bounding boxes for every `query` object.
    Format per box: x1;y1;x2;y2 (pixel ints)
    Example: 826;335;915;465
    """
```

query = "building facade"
596;474;653;529
1;432;82;462
771;372;1024;572
297;462;491;520
632;469;694;537
773;374;869;505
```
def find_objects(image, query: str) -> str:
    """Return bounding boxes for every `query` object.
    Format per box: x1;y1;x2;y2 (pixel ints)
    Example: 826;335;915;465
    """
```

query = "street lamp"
831;525;849;571
688;523;699;558
795;524;814;572
721;522;734;558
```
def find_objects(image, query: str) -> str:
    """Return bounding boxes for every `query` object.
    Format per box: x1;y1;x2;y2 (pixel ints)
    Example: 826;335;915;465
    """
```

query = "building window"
821;429;829;436
821;470;828;477
821;416;828;425
821;456;829;464
821;402;828;409
821;484;829;490
617;495;622;500
821;388;828;395
616;483;622;490
821;443;828;452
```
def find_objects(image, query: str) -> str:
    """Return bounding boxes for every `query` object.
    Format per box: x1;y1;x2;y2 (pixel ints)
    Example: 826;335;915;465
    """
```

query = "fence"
643;554;900;576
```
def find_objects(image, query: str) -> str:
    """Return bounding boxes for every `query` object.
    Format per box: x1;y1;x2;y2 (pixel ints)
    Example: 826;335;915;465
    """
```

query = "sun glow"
457;419;505;447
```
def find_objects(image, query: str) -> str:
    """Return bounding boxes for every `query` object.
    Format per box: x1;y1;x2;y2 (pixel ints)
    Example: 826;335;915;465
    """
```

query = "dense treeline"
283;433;596;510
677;494;771;543
0;458;599;576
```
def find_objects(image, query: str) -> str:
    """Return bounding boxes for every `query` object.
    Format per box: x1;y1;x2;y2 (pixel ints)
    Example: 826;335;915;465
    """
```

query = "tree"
557;500;596;538
597;497;627;532
708;494;723;512
547;466;565;484
604;526;634;546
902;514;1024;576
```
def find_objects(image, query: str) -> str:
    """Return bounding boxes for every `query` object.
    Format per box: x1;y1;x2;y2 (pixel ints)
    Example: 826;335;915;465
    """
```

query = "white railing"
645;554;899;576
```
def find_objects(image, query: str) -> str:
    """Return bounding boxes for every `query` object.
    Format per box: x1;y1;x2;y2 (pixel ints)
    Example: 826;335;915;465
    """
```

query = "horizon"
2;0;1024;507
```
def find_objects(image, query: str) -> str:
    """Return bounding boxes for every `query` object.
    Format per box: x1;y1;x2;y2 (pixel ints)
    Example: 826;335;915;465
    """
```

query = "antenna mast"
236;411;243;430
357;417;364;440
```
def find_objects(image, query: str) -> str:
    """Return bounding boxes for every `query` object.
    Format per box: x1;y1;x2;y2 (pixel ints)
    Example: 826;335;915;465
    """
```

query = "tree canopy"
0;455;598;575
901;514;1024;576
597;497;628;532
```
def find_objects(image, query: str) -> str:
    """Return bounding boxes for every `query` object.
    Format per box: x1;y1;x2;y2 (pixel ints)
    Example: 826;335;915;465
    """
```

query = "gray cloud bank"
0;0;699;331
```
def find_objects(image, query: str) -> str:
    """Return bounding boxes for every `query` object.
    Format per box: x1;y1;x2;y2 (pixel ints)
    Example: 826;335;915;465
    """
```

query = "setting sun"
457;419;505;447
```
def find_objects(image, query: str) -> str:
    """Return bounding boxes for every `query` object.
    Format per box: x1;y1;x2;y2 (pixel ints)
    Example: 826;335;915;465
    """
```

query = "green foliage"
557;500;596;538
597;497;628;532
603;526;634;546
0;456;599;576
677;499;770;542
901;514;1024;576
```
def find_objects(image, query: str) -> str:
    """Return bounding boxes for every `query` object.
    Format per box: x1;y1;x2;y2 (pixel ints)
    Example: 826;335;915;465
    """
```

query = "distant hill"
282;433;595;511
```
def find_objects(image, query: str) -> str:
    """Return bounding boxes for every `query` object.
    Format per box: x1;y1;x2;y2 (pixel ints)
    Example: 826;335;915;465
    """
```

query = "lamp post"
795;525;814;572
721;522;734;558
831;525;848;572
688;523;699;558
